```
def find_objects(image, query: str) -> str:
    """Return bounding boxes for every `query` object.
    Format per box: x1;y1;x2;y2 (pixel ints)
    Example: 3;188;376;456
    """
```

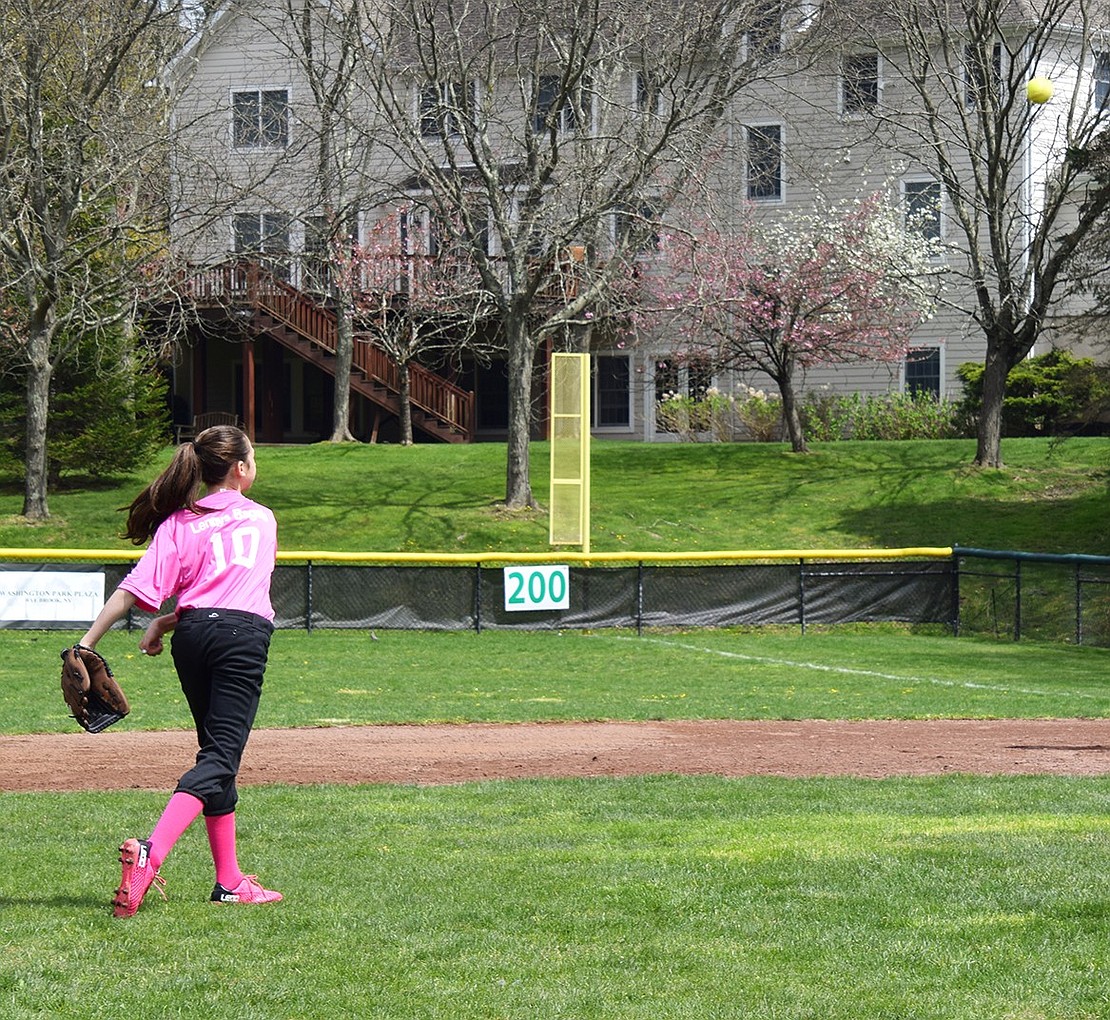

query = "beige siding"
168;3;1110;441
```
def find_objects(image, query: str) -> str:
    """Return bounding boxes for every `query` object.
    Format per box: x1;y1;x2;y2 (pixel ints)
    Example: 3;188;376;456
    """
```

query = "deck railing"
176;261;474;437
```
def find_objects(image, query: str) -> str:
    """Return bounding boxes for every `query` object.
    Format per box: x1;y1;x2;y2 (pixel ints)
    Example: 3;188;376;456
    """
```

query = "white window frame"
418;80;476;139
402;192;492;262
532;73;592;134
592;352;633;430
231;210;291;255
613;200;663;256
231;210;292;283
963;40;1003;109
745;123;785;203
230;87;291;150
402;202;445;257
743;3;783;60
635;69;665;116
901;346;945;399
649;355;716;438
1093;50;1110;111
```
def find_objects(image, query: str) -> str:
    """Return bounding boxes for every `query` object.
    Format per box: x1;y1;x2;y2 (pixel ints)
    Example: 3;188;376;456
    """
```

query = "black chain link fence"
954;548;1110;646
260;558;956;632
4;549;1108;645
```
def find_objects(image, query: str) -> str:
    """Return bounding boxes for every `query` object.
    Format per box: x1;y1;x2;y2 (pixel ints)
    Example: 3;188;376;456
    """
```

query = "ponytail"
122;426;252;544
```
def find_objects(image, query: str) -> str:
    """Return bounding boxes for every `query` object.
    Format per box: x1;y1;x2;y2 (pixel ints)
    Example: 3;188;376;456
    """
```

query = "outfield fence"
3;546;1109;646
954;547;1110;646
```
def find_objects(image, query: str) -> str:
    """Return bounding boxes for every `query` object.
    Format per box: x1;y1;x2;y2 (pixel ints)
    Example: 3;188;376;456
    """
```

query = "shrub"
956;349;1110;436
732;387;784;441
800;390;965;441
656;388;739;441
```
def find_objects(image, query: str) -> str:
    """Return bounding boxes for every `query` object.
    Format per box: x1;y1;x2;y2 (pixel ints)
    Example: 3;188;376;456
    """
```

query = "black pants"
170;609;273;817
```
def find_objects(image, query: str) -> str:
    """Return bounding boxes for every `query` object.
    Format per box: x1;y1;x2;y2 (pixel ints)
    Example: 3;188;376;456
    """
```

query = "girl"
79;425;282;917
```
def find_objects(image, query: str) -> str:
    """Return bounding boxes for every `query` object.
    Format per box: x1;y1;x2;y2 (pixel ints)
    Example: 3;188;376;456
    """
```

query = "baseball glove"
60;644;130;733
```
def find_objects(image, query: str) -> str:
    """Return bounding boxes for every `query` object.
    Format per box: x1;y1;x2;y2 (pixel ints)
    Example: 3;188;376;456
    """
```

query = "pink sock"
147;792;204;870
206;812;245;890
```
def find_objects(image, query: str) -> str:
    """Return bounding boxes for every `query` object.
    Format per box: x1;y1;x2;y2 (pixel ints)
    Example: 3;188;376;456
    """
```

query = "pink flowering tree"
638;194;940;452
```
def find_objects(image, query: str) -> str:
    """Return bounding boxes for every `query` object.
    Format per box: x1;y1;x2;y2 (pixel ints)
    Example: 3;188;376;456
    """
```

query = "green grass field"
2;626;1109;1018
3;776;1108;1019
3;627;1110;734
1;438;1108;1018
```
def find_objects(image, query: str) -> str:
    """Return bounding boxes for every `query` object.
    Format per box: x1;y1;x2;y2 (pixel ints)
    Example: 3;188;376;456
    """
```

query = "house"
158;1;1110;444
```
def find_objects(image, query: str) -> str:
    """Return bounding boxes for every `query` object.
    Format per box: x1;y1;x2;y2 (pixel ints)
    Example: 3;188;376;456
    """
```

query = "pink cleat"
210;875;283;904
112;838;167;918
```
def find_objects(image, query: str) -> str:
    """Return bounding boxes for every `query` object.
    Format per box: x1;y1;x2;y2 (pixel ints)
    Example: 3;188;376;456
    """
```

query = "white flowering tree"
638;194;940;452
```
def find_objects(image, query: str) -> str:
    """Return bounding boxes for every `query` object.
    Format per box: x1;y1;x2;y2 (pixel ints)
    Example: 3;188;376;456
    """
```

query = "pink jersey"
119;490;277;621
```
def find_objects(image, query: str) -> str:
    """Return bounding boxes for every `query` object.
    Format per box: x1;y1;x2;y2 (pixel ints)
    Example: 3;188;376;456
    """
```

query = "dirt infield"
2;718;1110;792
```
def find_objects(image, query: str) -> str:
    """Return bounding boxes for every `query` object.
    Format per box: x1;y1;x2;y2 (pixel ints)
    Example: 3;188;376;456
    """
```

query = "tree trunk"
504;318;536;509
974;345;1010;468
22;327;53;520
330;289;356;442
778;376;808;454
399;360;413;445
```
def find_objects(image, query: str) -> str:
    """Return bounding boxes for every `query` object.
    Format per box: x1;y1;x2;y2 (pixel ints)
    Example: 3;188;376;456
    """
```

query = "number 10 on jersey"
503;565;570;612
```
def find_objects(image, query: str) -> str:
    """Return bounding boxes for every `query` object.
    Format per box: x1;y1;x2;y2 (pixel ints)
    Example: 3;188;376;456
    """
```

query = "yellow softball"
1026;77;1054;104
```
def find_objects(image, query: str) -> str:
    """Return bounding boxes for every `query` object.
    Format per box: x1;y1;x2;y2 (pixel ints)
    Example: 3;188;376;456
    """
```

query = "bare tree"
352;207;497;444
275;0;379;442
0;0;198;519
833;0;1110;468
362;0;821;507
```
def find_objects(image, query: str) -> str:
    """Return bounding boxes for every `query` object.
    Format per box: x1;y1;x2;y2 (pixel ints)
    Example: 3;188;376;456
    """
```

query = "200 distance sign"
503;565;570;612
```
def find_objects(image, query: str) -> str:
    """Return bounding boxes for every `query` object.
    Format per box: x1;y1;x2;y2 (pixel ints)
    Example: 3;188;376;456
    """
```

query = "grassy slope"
0;436;1106;554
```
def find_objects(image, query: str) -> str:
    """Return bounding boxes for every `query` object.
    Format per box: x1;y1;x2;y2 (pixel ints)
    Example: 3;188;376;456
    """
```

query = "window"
688;359;712;399
654;359;679;433
402;204;445;256
746;3;782;58
233;211;291;279
842;53;880;115
964;41;1002;109
635;70;663;114
905;347;941;398
903;179;942;244
1094;51;1110;110
593;355;631;428
232;89;289;148
419;81;472;138
532;74;588;133
303;215;331;292
302;214;358;293
746;125;783;201
653;357;713;433
615;202;661;253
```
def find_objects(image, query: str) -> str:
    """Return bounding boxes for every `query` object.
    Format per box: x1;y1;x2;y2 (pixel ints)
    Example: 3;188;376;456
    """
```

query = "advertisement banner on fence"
0;570;105;623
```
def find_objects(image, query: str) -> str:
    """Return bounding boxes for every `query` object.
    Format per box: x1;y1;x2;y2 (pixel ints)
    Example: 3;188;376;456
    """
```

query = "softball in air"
1026;77;1054;104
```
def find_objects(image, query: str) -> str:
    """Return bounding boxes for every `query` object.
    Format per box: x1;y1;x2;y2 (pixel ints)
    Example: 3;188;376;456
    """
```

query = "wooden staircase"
182;262;474;443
